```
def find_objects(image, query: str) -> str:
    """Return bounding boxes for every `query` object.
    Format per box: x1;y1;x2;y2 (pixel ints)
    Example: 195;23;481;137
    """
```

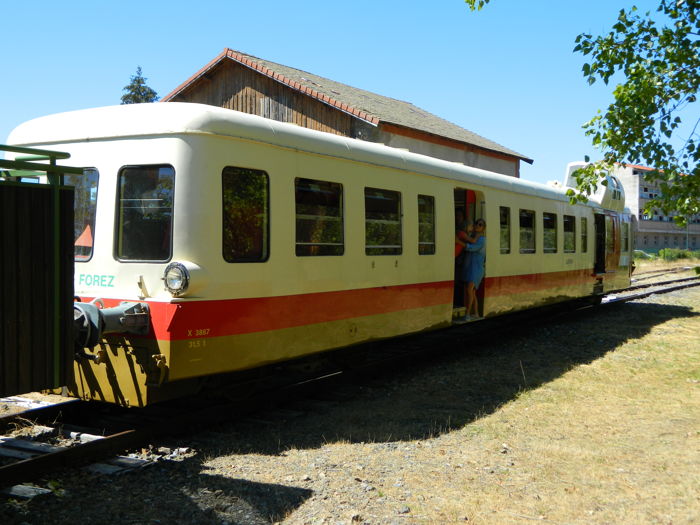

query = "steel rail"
0;399;83;434
621;275;700;293
0;429;140;487
631;266;699;282
602;278;700;304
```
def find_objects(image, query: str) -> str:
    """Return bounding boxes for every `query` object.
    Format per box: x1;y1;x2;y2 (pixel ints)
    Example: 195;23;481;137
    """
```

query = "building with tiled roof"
163;48;532;177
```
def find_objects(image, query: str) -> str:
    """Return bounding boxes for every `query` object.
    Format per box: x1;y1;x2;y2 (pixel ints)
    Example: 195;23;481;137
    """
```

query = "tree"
465;0;700;225
465;0;490;9
121;66;159;104
572;1;699;225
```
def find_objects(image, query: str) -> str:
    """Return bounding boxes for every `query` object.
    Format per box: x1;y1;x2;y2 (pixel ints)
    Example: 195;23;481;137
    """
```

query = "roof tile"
163;48;531;162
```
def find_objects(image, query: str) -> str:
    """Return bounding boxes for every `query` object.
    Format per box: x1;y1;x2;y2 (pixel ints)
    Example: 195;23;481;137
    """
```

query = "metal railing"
1;144;82;391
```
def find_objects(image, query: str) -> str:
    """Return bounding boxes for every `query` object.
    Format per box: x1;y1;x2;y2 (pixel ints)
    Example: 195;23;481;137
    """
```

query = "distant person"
457;219;486;320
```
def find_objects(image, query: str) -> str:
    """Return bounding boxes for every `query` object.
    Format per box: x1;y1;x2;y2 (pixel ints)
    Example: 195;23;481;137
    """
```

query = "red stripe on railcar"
161;281;454;340
83;268;602;342
80;282;453;340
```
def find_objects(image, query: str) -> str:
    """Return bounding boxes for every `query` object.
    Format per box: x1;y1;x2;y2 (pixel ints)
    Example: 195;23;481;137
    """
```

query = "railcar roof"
8;102;588;206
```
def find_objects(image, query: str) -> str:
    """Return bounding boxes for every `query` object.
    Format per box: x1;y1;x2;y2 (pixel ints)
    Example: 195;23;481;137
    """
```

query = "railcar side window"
365;188;402;255
499;206;511;254
543;212;558;253
622;221;629;252
563;215;576;253
519;209;535;254
223;167;269;262
116;165;174;262
581;217;588;253
418;195;435;255
295;178;343;256
65;168;99;261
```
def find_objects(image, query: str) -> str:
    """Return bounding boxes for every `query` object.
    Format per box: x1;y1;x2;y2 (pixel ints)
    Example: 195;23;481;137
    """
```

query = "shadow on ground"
205;300;698;454
0;461;312;525
1;301;696;525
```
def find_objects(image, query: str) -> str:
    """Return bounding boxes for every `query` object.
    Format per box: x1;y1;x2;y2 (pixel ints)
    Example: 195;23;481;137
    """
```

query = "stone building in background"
613;164;700;252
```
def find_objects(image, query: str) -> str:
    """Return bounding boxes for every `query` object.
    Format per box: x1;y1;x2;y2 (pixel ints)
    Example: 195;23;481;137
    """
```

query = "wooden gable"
164;49;531;177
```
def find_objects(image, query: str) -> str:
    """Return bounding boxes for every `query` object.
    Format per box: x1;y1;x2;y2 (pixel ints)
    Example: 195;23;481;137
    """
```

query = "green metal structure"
0;144;82;395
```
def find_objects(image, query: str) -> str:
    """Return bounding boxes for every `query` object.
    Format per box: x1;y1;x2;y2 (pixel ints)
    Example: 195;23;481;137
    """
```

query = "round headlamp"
163;262;190;296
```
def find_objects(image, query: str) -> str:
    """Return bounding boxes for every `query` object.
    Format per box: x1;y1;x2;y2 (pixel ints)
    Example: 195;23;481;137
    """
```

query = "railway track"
2;273;699;493
0;364;357;491
604;274;700;303
631;265;699;282
0;399;164;490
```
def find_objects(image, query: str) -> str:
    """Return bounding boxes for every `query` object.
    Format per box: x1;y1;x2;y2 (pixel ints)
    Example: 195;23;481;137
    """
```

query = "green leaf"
571;0;700;224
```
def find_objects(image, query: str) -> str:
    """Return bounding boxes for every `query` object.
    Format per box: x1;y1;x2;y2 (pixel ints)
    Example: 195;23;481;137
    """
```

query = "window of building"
365;188;402;255
563;215;576;253
581;217;588;253
116;165;174;261
519;209;535;254
418;194;435;255
543;212;557;253
222;167;269;262
65;168;99;262
500;206;511;254
295;178;344;256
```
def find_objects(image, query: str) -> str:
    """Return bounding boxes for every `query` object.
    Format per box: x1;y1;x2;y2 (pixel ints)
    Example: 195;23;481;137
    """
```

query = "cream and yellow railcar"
8;103;632;406
482;177;632;317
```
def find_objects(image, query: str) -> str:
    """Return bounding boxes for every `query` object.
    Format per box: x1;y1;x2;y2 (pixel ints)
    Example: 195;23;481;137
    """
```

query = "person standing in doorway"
460;219;486;320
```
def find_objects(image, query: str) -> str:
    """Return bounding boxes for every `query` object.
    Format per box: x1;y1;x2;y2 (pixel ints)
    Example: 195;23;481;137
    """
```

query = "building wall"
378;129;518;177
167;59;519;177
168;60;359;138
614;165;700;252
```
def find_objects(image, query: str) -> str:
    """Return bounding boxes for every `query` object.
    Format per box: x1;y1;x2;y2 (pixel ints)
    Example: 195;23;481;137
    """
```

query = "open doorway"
594;213;620;274
594;213;606;274
453;188;486;318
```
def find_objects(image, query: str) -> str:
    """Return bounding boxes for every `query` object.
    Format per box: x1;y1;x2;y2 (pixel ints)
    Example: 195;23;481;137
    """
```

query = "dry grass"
395;286;700;523
195;264;700;524
189;265;699;524
3;262;699;525
635;257;700;274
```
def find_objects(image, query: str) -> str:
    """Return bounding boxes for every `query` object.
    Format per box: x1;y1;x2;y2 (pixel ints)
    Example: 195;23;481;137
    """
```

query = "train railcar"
6;103;633;406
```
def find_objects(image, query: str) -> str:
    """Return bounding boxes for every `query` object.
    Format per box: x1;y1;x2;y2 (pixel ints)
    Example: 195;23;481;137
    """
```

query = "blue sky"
0;0;664;184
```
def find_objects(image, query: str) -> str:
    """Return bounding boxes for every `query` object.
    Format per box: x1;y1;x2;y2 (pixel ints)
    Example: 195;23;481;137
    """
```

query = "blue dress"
463;235;486;289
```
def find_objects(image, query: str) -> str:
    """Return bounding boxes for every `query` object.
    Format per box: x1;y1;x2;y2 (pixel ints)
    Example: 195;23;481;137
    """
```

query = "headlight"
163;262;190;296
